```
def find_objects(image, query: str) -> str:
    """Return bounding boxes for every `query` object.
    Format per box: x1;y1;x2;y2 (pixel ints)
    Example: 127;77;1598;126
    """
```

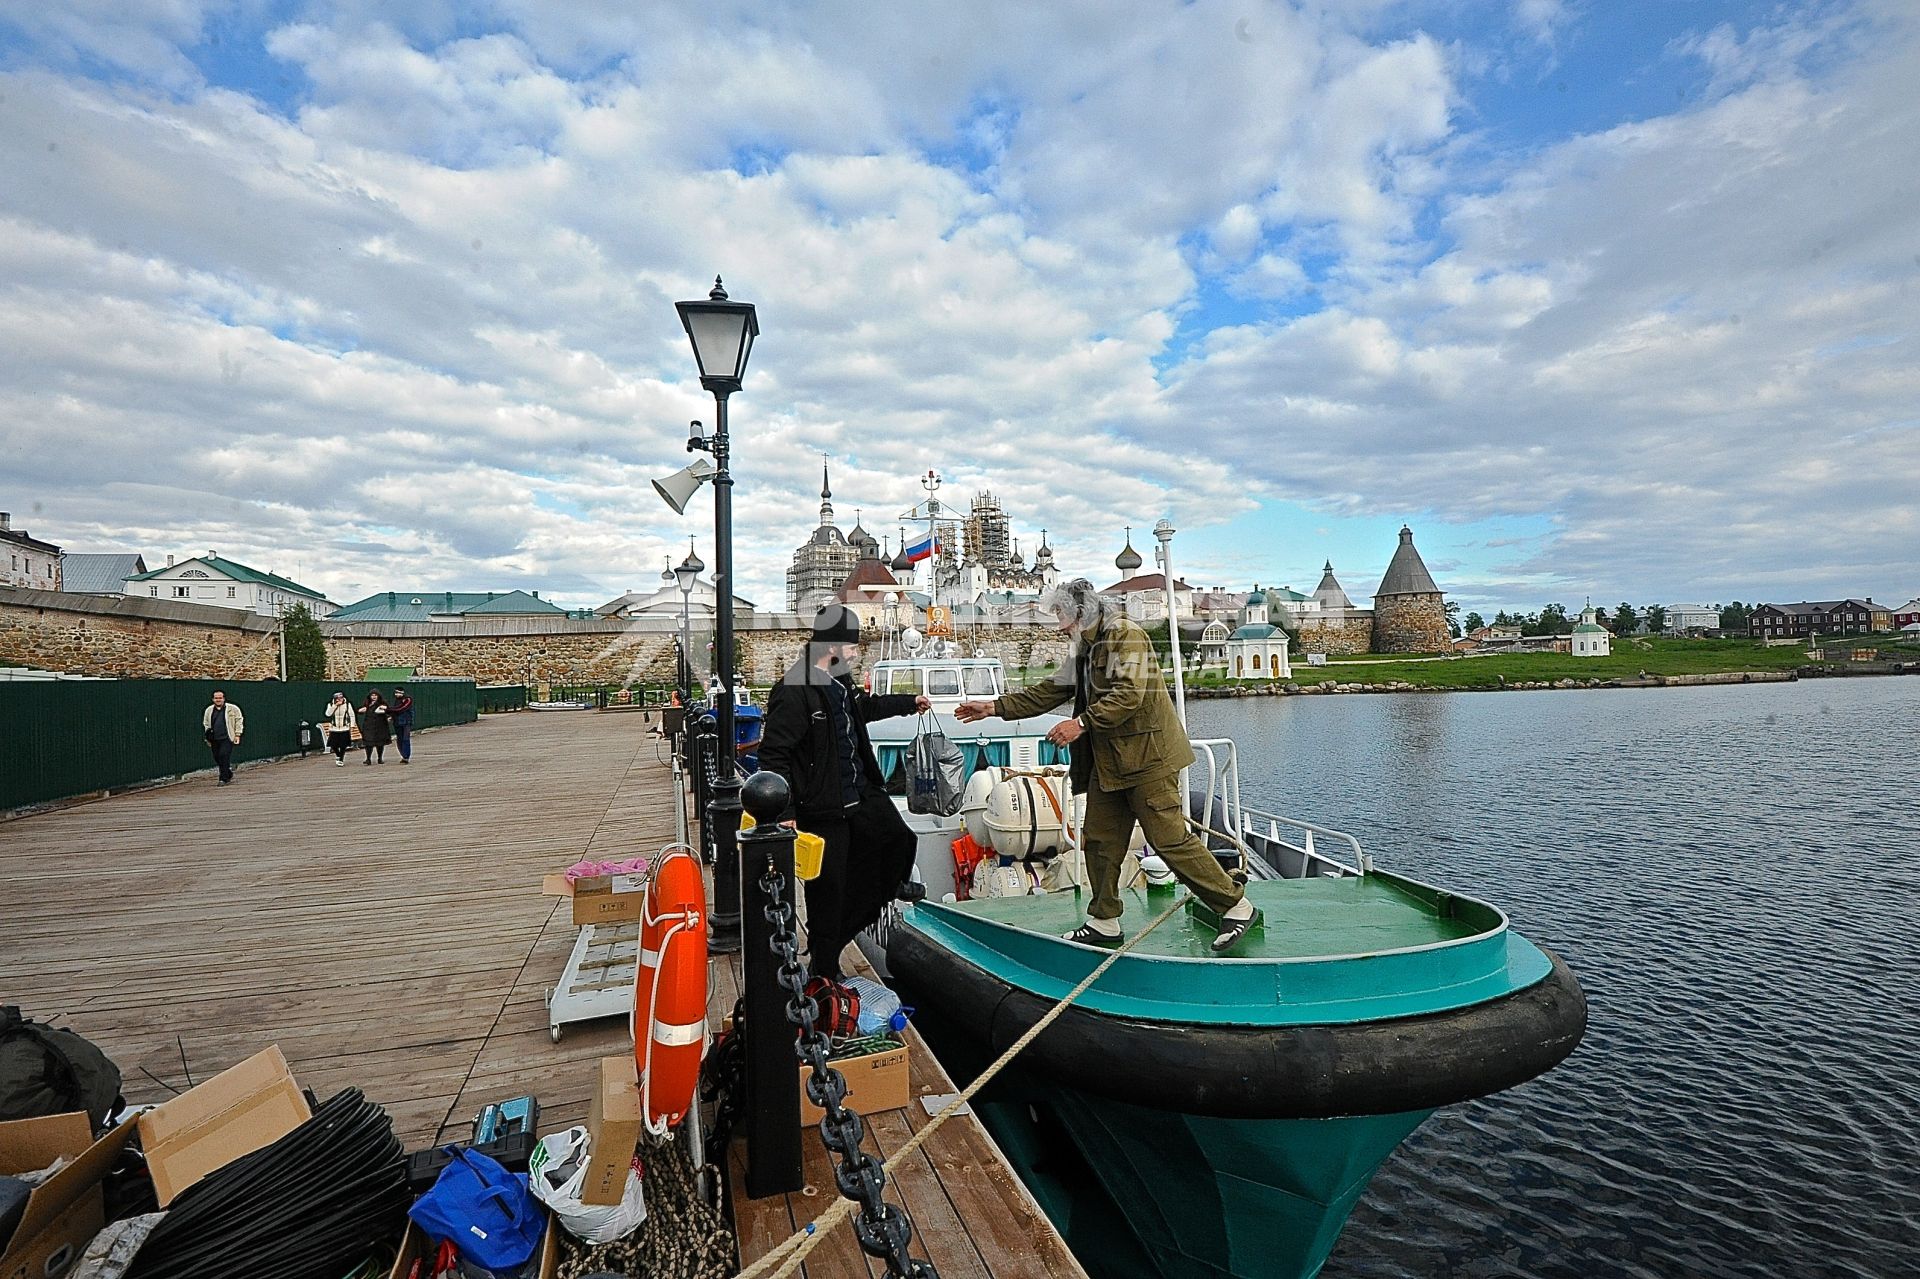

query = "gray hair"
1039;578;1111;629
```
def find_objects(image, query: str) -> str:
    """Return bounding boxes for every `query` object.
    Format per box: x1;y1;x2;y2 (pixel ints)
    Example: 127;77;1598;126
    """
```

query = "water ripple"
1190;679;1920;1278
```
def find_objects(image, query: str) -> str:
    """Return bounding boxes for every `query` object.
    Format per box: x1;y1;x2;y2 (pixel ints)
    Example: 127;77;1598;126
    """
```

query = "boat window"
963;666;998;696
926;668;961;696
886;668;922;695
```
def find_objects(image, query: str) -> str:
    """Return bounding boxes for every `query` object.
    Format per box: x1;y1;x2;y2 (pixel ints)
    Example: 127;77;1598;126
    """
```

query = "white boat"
861;645;1074;902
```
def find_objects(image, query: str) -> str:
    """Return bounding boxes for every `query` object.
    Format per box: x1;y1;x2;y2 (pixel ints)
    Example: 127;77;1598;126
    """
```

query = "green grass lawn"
1187;637;1820;691
1004;634;1912;696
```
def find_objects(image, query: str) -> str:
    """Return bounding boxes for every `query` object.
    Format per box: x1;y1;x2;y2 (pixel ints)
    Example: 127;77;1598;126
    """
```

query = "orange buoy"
634;849;708;1131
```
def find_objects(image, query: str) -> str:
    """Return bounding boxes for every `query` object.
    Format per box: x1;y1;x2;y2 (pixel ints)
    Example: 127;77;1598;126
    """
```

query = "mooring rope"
733;888;1194;1279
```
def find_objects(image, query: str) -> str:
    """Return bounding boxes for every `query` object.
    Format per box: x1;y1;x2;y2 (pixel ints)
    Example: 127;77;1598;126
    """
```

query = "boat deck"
958;875;1480;958
0;710;1084;1278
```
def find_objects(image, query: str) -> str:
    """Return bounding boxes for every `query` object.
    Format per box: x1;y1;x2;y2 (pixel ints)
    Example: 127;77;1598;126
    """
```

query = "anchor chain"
697;997;747;1197
758;863;937;1279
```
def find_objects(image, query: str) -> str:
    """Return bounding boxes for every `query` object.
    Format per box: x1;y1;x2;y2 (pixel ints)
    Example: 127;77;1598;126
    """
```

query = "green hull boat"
887;863;1586;1278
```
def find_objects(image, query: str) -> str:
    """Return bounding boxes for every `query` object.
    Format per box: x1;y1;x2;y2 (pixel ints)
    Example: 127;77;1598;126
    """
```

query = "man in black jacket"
760;606;930;980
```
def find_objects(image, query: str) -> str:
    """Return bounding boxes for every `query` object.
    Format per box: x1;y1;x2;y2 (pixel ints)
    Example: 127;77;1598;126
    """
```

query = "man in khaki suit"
955;578;1261;953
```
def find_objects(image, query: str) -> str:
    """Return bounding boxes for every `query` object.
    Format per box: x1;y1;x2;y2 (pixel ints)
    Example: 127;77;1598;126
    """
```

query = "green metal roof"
1230;623;1279;640
1572;622;1608;634
126;555;326;599
331;590;566;621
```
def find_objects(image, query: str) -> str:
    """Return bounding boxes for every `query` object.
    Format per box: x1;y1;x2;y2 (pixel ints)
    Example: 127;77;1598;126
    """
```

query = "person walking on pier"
760;605;931;981
322;692;356;764
391;687;415;763
359;690;393;764
201;689;244;785
955;578;1262;954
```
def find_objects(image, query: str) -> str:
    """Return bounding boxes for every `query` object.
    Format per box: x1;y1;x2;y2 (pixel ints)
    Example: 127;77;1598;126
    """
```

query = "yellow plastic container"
739;812;825;881
794;832;825;881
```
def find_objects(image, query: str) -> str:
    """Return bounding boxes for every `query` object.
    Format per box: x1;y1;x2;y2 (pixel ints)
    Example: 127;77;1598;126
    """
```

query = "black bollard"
738;770;803;1197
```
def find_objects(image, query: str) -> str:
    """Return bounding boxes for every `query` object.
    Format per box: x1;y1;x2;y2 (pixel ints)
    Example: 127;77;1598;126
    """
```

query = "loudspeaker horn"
652;457;717;514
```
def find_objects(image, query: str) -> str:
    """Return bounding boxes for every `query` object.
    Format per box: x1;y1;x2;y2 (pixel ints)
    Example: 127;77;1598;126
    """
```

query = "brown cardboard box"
581;1056;643;1207
569;872;647;926
135;1044;311;1205
387;1217;558;1279
0;1112;137;1279
798;1041;911;1127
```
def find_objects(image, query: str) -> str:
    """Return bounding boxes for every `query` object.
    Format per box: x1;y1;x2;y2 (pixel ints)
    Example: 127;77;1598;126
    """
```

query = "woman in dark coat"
359;690;393;764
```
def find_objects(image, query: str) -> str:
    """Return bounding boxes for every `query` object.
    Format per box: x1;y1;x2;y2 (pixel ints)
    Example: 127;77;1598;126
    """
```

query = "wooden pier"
0;710;1084;1278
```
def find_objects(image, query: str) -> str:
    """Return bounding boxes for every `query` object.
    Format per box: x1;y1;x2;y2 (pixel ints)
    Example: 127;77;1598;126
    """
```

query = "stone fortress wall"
0;589;1077;688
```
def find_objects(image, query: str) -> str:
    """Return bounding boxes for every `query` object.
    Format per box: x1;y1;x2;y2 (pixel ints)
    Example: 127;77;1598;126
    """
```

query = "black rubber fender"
887;924;1587;1119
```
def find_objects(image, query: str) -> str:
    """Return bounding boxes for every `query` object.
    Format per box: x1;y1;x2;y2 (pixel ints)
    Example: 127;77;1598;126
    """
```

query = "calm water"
1187;678;1919;1279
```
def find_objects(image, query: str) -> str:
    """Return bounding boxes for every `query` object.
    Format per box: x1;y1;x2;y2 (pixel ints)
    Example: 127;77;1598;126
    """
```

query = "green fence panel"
0;679;477;810
477;685;528;713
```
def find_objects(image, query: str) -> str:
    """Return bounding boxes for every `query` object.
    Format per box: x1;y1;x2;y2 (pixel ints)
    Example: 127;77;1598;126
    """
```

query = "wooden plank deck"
1;710;1085;1278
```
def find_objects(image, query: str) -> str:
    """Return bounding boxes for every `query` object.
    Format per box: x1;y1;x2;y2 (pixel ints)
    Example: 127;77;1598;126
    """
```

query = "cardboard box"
0;1112;137;1279
387;1217;558;1279
582;1056;643;1207
799;1041;911;1127
136;1044;311;1205
569;872;647;926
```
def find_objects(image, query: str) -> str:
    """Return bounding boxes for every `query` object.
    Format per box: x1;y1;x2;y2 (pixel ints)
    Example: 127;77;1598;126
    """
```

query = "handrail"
1187;736;1370;878
1241;804;1370;877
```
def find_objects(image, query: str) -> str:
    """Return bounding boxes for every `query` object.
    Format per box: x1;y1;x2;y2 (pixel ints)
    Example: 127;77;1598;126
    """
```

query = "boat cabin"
870;657;1005;703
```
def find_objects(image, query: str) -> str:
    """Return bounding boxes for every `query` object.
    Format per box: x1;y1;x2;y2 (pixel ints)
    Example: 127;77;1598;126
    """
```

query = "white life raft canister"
960;766;1082;859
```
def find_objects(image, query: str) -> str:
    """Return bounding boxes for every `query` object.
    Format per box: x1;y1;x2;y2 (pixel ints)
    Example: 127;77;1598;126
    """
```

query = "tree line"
1458;602;1754;638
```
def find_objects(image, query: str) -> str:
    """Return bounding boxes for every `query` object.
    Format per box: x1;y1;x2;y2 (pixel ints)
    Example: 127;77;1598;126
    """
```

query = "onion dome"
1115;528;1143;574
849;509;879;558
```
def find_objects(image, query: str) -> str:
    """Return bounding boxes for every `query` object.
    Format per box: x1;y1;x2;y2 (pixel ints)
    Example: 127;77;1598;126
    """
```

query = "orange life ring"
633;850;707;1130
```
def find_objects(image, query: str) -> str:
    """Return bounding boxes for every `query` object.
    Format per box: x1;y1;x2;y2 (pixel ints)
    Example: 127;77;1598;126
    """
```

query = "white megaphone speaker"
652;457;717;514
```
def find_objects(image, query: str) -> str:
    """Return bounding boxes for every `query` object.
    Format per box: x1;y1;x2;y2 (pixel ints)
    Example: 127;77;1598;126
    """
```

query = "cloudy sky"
1;0;1914;615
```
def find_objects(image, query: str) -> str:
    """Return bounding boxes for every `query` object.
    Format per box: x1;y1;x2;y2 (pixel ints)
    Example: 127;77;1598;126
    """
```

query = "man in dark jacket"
759;605;930;980
390;688;415;763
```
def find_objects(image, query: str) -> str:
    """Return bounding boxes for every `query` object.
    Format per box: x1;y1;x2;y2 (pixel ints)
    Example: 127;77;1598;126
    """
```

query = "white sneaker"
335;758;344;766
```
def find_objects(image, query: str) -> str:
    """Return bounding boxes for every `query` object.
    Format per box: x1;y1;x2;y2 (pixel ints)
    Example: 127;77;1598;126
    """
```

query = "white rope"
734;889;1193;1279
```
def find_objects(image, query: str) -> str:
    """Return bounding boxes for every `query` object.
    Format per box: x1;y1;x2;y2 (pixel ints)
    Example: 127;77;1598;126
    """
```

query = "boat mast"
1154;519;1188;728
923;469;942;653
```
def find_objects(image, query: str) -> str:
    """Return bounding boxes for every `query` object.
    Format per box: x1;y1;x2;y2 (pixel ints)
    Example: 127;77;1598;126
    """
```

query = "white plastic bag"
526;1126;645;1245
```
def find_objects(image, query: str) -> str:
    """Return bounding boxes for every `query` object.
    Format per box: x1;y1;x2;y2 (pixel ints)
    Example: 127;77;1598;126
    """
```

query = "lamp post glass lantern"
676;276;757;958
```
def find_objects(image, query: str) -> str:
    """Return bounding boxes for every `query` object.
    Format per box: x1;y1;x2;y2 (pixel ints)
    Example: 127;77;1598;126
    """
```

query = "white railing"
1189;736;1370;878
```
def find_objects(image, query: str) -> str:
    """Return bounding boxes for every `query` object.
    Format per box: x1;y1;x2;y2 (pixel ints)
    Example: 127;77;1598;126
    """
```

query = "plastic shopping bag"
907;716;967;816
526;1127;646;1245
409;1147;545;1272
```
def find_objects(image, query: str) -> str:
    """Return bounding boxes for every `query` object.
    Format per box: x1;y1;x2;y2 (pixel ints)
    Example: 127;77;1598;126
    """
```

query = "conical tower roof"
1115;527;1142;574
1313;560;1355;610
1374;526;1440;597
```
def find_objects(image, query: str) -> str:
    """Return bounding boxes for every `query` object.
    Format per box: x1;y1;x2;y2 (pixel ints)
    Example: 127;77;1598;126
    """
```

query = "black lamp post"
674;542;703;698
678;276;758;957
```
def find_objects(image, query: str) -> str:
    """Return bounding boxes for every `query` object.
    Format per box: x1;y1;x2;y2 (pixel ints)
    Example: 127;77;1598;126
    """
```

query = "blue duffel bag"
408;1146;544;1273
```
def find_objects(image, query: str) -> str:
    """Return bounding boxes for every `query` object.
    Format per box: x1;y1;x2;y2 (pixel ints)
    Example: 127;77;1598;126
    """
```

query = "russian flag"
904;533;940;563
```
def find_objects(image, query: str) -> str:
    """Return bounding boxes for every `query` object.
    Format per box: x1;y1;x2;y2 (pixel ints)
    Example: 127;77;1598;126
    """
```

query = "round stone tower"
1370;525;1450;653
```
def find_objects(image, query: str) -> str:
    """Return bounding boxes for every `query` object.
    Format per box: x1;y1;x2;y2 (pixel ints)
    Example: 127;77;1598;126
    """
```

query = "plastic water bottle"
844;975;911;1035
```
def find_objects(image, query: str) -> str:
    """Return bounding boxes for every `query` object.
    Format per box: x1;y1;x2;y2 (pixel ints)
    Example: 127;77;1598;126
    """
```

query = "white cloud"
0;1;1913;615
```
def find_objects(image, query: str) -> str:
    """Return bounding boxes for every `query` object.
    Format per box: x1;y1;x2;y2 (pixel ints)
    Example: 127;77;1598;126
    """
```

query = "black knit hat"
811;604;861;645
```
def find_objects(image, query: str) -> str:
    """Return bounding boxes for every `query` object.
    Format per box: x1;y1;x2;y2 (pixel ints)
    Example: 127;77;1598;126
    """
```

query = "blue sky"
0;0;1914;615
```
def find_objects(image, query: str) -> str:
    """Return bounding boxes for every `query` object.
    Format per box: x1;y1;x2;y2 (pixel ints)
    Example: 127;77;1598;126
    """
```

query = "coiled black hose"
126;1088;409;1279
